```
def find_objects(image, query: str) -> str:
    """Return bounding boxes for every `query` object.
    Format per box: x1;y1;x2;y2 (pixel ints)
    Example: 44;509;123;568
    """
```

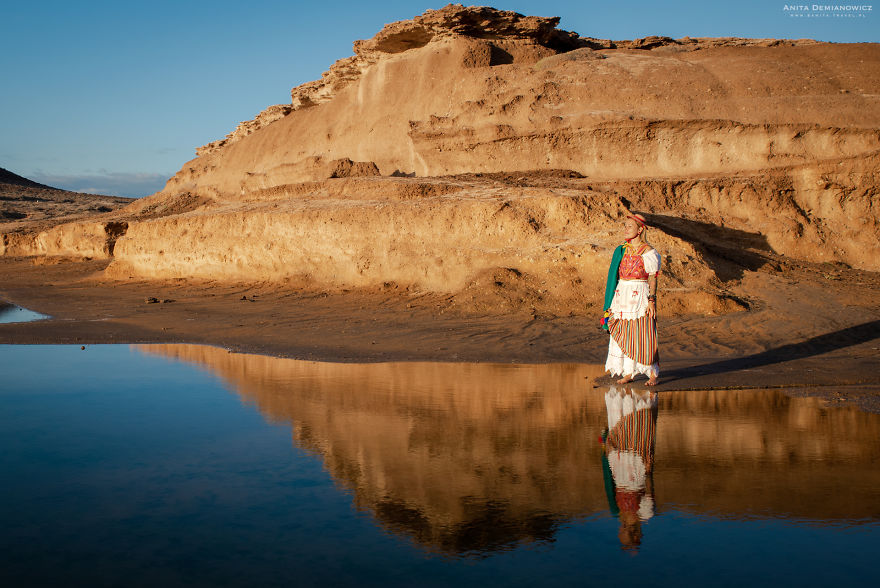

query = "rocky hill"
0;168;132;257
3;4;879;318
0;167;54;189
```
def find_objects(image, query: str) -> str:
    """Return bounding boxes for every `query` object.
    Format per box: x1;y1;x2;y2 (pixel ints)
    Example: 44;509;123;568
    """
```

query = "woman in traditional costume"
602;213;661;385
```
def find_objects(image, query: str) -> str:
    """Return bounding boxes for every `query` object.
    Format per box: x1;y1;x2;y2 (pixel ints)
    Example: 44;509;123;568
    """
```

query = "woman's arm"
647;273;657;319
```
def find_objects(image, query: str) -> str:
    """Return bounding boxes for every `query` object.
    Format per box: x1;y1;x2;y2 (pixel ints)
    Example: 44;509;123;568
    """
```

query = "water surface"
1;344;877;587
0;302;49;323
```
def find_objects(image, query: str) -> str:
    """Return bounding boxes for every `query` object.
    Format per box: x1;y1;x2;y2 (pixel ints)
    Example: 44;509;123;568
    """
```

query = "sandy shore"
1;256;879;410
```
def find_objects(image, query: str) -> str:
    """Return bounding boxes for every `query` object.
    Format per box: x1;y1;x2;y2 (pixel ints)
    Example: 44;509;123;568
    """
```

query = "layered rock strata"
4;4;880;315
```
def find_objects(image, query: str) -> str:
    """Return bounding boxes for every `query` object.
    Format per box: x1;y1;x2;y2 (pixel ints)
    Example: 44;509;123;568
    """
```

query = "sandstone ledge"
195;4;831;157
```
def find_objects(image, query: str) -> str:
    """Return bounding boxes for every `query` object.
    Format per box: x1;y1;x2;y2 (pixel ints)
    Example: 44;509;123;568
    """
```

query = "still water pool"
1;344;877;587
0;303;49;323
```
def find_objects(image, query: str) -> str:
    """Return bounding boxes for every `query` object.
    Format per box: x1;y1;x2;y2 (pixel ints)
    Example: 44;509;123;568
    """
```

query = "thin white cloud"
29;172;171;198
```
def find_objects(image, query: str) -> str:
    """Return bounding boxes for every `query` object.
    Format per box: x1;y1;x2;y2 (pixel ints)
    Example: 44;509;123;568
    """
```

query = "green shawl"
602;244;625;331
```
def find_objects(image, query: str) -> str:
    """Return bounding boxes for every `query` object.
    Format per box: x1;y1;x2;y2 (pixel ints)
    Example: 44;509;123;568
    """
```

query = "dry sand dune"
1;5;879;398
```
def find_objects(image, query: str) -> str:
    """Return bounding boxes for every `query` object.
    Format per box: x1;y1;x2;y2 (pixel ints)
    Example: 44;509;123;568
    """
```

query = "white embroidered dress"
605;247;661;379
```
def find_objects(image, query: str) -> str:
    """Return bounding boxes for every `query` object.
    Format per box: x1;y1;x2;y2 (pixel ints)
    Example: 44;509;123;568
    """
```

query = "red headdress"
627;213;647;229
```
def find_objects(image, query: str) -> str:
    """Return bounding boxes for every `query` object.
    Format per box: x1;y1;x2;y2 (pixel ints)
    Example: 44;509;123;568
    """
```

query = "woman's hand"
647;297;656;319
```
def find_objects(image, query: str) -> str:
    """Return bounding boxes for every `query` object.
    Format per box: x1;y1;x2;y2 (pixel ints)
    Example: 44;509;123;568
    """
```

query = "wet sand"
1;256;879;410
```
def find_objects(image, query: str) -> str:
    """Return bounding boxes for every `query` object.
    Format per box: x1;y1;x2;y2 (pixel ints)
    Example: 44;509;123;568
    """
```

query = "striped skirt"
605;279;659;378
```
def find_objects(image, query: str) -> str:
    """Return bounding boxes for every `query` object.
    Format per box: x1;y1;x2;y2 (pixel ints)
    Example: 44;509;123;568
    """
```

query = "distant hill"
0;167;133;231
0;167;54;190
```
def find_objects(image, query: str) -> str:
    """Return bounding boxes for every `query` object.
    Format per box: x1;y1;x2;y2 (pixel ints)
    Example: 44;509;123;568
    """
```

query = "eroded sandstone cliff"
4;4;879;317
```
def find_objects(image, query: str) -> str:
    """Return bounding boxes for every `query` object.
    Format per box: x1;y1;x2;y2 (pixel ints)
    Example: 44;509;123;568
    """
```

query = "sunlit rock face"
105;4;880;293
139;344;880;554
6;4;880;306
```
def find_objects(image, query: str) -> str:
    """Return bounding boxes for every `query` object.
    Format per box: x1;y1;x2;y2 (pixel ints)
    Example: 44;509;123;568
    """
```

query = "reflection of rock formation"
601;386;658;550
657;390;880;521
137;344;880;555
138;344;611;554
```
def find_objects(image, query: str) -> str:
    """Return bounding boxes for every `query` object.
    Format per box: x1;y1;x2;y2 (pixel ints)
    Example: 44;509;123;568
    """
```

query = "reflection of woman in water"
600;385;658;550
602;213;661;386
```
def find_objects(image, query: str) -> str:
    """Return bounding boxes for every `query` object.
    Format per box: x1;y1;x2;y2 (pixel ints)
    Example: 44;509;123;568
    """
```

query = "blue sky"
1;0;876;197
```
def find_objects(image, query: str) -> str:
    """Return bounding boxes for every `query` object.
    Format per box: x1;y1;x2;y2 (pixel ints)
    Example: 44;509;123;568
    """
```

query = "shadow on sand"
661;319;880;384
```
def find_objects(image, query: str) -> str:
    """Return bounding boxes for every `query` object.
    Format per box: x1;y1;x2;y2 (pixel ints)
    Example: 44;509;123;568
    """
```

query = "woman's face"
623;218;642;240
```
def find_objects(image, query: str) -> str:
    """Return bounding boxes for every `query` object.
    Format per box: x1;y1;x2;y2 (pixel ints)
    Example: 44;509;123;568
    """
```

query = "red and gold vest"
618;243;650;280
